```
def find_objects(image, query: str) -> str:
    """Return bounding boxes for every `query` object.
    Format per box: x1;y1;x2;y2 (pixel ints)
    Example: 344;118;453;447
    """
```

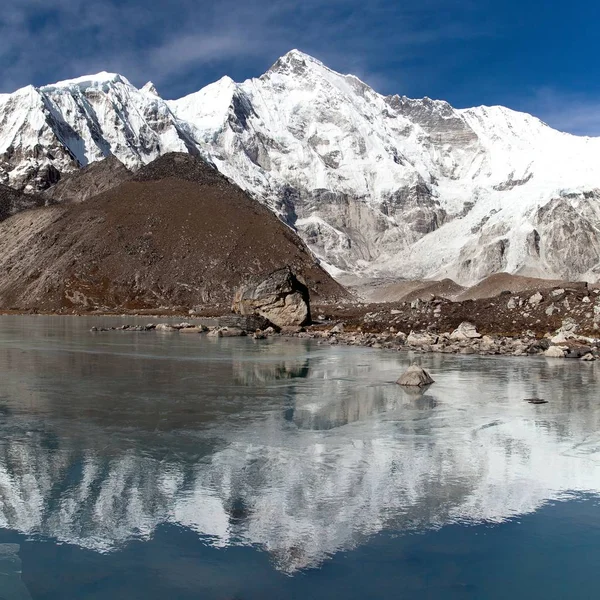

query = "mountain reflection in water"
0;316;598;574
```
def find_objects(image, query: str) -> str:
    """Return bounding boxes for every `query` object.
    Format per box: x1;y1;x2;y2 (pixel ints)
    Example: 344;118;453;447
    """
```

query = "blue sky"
1;0;599;135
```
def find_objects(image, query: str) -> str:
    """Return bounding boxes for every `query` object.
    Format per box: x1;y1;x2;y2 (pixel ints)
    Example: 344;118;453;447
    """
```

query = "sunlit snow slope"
2;50;600;284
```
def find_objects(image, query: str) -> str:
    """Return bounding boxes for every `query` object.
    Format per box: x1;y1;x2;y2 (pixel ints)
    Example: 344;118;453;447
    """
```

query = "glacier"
1;49;600;285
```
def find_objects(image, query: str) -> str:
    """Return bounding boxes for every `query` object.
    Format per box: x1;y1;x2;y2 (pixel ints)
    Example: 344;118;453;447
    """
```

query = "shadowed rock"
0;184;44;222
396;365;435;387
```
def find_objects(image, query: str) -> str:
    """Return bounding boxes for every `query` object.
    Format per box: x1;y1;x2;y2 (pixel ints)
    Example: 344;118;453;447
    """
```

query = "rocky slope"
1;51;600;284
0;154;346;311
43;156;132;204
0;183;44;222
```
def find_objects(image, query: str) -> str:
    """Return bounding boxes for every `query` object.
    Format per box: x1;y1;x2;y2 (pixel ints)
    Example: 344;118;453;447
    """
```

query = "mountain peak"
141;81;159;96
267;49;327;76
39;72;131;92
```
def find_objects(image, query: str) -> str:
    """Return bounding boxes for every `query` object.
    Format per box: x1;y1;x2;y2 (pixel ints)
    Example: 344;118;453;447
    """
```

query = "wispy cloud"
0;0;495;96
6;0;597;138
524;88;600;137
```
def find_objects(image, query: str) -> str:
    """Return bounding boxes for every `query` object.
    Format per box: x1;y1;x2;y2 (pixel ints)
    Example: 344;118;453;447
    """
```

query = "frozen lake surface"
0;316;599;599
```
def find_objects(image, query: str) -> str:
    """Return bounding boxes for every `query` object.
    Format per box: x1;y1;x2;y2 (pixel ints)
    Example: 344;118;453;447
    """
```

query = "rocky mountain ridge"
2;51;600;285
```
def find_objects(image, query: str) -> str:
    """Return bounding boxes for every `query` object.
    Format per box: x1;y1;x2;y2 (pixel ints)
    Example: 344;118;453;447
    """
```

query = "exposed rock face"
0;154;347;311
232;268;311;327
0;184;44;222
396;365;435;387
0;74;198;192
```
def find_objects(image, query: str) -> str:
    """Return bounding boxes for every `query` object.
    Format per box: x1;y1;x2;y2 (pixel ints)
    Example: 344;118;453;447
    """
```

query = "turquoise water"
0;316;598;599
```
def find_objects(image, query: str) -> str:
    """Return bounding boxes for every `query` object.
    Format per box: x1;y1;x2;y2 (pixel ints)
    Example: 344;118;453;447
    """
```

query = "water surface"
0;316;599;599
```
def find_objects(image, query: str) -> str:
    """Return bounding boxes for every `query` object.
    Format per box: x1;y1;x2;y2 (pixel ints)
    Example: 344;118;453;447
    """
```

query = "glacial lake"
0;316;599;599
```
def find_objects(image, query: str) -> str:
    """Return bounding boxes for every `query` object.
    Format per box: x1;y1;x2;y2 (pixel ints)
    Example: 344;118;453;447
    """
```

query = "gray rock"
407;331;438;346
218;314;270;331
528;292;543;307
450;321;482;341
220;327;247;337
551;318;579;344
544;346;566;358
232;267;311;328
396;365;435;387
565;345;593;359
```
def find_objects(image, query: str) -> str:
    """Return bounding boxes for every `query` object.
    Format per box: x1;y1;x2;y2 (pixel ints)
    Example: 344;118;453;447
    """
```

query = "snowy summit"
1;49;600;284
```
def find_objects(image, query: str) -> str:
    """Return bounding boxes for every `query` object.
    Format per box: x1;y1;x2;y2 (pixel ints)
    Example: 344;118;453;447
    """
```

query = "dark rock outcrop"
0;184;44;222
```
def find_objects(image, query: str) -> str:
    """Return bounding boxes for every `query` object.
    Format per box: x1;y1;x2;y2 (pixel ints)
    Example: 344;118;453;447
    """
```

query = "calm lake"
0;316;599;599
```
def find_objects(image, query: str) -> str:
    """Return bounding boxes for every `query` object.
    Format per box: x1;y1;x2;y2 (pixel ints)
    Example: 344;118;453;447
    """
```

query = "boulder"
217;314;270;331
232;268;311;328
528;292;543;306
544;346;566;358
407;331;438;346
396;365;435;387
220;327;246;337
564;345;593;359
449;322;482;341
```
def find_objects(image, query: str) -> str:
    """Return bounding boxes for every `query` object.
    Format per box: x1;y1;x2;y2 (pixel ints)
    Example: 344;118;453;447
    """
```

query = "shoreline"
81;318;598;361
2;283;599;361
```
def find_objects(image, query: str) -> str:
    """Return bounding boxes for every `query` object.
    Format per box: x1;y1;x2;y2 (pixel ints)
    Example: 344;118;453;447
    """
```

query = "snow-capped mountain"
0;72;199;192
2;50;600;284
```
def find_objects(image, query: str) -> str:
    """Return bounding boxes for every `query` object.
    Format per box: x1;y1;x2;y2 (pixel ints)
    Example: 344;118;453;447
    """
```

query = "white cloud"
526;88;600;137
0;0;494;95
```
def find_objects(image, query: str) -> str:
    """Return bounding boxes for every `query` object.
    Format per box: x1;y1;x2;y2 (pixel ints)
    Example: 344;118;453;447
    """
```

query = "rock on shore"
232;268;311;328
